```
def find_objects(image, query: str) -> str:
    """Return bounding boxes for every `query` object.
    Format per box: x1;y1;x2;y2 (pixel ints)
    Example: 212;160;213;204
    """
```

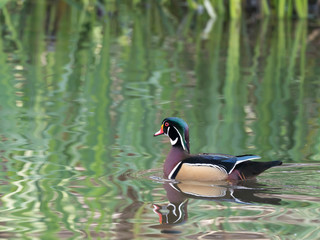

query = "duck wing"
182;154;261;174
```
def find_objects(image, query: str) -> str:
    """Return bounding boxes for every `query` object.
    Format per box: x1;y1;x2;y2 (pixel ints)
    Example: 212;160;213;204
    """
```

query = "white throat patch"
170;137;178;145
167;126;186;151
167;127;178;146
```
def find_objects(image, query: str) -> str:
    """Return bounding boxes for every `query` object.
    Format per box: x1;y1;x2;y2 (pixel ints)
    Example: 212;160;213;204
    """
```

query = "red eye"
164;122;169;127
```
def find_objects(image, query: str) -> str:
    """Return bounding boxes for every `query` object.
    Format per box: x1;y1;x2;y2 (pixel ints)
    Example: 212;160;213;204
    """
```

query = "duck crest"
163;117;190;153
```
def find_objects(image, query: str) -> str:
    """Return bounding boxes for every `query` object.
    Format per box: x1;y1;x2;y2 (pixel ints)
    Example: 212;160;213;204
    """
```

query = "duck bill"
154;124;164;136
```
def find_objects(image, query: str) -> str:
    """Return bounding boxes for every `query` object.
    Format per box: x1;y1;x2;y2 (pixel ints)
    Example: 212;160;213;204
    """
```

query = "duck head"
154;117;190;153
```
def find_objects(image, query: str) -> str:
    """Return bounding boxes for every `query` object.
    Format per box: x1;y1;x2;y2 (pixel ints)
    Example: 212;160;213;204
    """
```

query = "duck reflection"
153;180;281;225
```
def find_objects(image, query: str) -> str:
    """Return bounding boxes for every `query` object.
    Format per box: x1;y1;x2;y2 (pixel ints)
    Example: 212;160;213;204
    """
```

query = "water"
0;2;320;239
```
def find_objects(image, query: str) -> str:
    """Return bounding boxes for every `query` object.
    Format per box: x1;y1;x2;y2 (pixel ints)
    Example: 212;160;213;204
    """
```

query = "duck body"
155;117;282;182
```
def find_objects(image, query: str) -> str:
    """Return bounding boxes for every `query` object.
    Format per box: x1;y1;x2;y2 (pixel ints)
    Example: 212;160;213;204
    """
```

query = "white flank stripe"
168;162;182;179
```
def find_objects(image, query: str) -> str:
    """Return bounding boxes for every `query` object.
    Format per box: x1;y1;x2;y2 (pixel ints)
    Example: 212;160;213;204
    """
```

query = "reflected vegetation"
0;1;320;239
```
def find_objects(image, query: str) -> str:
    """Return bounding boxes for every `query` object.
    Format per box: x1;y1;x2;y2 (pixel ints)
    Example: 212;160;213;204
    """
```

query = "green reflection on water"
0;1;320;239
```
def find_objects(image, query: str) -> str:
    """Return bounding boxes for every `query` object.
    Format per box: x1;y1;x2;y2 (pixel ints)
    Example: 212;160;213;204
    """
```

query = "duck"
154;117;282;182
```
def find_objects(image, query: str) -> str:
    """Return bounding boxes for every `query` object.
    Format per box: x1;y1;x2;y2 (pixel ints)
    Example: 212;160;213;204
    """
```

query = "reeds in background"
196;0;311;19
0;0;316;19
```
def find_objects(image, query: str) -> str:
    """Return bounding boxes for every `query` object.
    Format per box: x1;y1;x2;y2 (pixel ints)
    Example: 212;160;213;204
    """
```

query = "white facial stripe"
166;125;186;151
173;126;186;151
167;126;178;146
166;126;170;136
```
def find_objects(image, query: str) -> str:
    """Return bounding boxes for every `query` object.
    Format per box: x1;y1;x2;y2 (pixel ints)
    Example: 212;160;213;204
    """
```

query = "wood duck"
154;117;282;182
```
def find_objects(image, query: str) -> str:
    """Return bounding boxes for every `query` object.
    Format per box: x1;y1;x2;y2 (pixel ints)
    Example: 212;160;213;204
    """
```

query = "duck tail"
232;160;282;180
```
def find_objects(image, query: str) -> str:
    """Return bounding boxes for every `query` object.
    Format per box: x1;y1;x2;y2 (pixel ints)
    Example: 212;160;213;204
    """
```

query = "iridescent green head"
154;117;190;153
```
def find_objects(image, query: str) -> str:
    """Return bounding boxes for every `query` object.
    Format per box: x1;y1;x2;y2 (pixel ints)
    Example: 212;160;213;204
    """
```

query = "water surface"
0;2;320;239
